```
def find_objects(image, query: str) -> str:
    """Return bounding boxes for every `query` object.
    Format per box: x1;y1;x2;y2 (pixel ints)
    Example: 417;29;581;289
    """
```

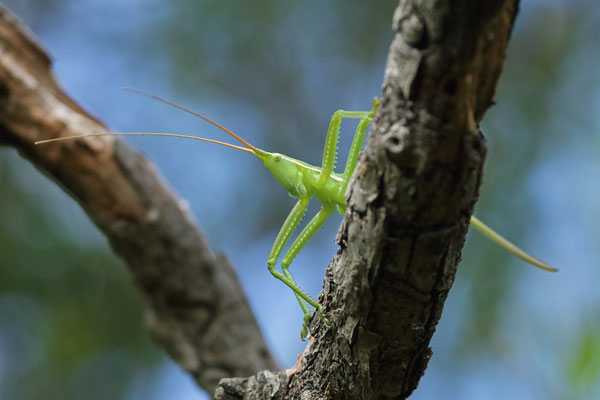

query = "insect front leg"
267;198;324;330
281;203;335;338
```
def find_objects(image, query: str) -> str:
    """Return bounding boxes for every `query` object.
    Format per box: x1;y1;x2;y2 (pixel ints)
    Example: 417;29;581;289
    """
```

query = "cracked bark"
0;0;520;398
0;5;277;395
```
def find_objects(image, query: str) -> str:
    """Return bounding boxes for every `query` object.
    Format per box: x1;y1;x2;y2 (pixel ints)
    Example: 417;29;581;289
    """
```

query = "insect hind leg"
341;98;380;193
318;103;379;187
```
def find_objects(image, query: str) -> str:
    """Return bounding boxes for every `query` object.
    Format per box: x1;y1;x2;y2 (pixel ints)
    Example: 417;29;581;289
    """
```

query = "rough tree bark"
0;0;520;399
216;1;518;399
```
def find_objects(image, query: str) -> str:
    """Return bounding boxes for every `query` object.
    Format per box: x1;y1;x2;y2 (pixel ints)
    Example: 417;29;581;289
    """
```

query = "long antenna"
121;87;260;153
35;132;254;154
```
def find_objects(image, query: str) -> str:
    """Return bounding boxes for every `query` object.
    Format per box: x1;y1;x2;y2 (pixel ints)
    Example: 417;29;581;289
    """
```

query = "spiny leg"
267;197;325;325
318;107;378;187
281;203;335;338
341;98;380;192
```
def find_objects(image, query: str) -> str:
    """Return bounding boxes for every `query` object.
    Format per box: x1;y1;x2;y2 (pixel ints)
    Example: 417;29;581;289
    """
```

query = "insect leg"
318;107;376;187
341;98;380;193
267;198;325;327
281;203;335;338
470;216;557;272
267;197;309;268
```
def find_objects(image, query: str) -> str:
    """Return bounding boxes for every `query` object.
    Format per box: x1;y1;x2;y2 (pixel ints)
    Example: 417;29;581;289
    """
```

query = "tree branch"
0;5;278;395
217;0;519;398
0;0;521;398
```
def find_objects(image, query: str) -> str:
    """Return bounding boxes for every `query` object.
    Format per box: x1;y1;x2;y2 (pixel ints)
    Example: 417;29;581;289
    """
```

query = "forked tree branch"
0;0;519;398
0;5;277;395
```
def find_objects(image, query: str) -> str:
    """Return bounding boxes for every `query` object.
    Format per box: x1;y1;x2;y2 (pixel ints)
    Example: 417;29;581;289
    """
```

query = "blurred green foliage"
0;153;162;399
567;318;600;395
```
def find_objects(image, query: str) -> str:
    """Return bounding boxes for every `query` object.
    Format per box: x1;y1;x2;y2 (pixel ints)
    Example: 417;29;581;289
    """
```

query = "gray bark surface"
0;5;278;395
217;0;518;399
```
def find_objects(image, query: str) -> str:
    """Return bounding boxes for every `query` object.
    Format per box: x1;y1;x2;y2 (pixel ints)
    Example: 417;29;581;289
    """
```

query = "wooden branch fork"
0;1;519;398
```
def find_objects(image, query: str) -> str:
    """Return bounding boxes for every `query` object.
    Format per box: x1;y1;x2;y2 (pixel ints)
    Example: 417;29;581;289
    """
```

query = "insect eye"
274;154;282;162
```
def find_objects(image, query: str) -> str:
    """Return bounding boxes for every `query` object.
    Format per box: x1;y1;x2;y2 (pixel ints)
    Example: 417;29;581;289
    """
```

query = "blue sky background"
1;1;599;399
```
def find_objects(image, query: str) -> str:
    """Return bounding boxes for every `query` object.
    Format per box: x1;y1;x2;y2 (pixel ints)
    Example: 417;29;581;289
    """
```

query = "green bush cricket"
36;88;557;339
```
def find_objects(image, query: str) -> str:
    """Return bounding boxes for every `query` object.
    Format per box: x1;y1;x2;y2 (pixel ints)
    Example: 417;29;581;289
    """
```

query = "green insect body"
36;88;557;339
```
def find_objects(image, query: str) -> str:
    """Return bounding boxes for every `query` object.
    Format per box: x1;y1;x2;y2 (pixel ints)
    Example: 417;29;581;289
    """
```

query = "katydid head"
256;152;307;199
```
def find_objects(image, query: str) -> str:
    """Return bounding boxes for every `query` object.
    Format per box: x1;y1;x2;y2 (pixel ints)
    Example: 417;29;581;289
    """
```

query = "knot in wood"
382;128;407;155
401;13;425;47
394;2;426;48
